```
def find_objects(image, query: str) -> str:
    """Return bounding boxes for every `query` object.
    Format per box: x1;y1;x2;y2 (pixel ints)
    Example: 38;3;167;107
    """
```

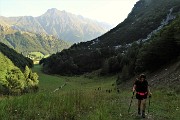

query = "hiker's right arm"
132;79;137;93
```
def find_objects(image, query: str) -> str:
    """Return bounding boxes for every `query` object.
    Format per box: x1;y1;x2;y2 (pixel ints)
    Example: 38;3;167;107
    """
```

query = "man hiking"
132;74;152;118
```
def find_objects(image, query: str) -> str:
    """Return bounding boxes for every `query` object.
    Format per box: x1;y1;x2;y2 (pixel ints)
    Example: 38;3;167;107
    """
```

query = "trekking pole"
128;92;135;113
148;95;151;114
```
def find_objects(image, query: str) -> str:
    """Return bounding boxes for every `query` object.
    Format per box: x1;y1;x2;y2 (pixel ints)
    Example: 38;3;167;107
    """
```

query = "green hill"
0;42;39;94
0;42;33;69
0;24;70;56
0;52;38;95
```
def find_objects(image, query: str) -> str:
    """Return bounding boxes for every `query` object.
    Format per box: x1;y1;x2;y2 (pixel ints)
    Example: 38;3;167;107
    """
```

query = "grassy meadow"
0;65;179;120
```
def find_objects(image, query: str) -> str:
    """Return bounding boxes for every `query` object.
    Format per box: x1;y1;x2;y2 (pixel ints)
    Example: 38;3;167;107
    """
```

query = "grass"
33;65;116;93
0;65;179;120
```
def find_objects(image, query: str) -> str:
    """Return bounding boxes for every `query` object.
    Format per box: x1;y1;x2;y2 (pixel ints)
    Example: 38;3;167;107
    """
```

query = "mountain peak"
47;8;59;13
0;8;112;43
46;8;60;14
45;8;68;17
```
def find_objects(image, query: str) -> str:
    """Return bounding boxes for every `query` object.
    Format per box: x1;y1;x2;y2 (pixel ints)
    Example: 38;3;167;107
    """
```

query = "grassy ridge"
0;65;179;119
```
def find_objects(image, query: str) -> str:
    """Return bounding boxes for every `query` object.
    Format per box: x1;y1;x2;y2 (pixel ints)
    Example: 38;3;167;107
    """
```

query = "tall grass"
0;65;179;119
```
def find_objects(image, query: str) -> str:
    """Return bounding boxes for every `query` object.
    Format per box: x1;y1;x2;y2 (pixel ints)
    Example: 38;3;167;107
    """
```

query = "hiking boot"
138;108;141;115
142;111;145;118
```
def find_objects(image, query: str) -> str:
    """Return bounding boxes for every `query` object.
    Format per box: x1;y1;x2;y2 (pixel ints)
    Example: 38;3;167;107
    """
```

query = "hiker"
132;74;152;118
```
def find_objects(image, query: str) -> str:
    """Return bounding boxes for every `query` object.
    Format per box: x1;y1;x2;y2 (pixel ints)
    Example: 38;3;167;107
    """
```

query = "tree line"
0;42;33;69
40;16;180;83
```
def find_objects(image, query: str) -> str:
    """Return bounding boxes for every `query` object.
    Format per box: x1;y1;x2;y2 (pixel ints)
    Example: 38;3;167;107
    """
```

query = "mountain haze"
0;8;112;43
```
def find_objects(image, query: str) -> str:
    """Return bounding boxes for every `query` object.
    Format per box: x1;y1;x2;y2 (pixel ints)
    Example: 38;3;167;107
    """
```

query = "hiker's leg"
138;100;141;108
142;99;146;118
142;99;146;111
138;100;141;115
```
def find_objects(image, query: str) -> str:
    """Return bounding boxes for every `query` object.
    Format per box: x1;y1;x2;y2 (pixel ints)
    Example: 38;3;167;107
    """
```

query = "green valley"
0;65;179;119
0;0;180;119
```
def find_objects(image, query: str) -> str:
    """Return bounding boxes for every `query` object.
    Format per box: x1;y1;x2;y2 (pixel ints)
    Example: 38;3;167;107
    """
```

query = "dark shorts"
136;93;147;100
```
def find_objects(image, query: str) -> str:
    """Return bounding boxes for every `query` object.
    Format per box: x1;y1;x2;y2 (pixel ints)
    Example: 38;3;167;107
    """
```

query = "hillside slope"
0;52;38;95
0;25;70;56
122;58;180;92
88;0;180;47
0;42;33;69
148;59;180;91
41;0;180;78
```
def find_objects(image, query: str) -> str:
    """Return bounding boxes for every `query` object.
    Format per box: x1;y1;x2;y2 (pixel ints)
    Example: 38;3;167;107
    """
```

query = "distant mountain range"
0;8;113;43
0;24;70;56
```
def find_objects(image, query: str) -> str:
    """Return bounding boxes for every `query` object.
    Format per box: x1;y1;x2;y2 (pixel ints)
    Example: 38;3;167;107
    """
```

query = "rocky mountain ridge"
0;8;113;43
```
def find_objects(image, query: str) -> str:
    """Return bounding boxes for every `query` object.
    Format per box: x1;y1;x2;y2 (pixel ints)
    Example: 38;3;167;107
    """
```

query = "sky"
0;0;139;26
